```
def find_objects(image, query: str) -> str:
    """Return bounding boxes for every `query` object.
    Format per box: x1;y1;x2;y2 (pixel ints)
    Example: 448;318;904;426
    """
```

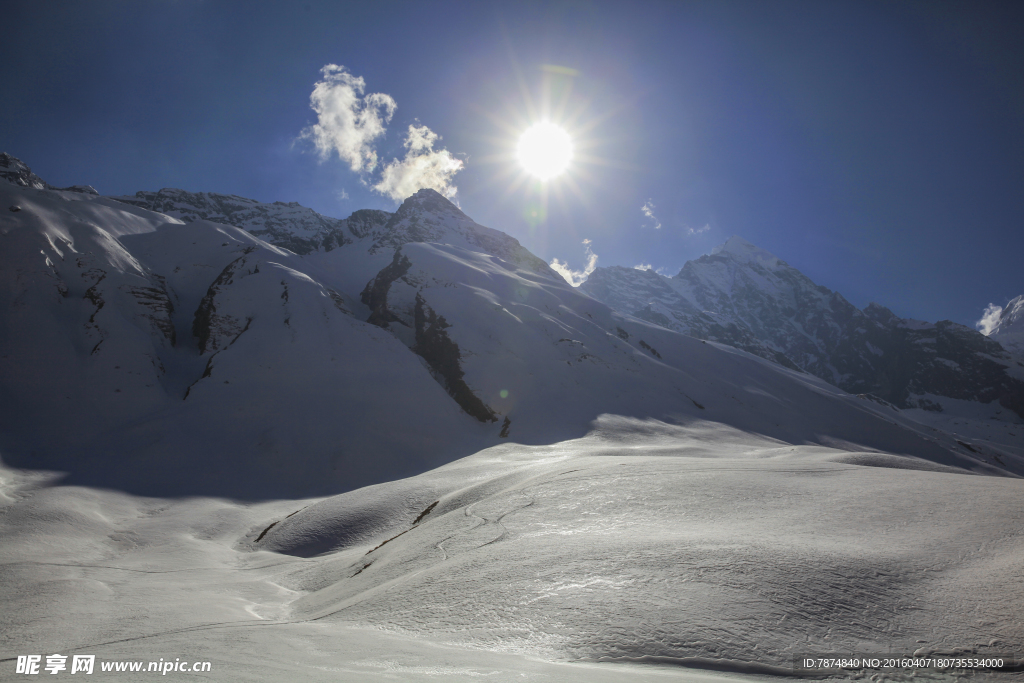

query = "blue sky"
2;0;1021;327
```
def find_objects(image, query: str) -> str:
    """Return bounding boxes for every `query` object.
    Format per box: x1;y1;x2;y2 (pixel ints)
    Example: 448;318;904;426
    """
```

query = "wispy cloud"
634;263;677;277
373;125;464;201
299;65;396;173
300;65;463;201
335;188;350;202
977;303;1003;336
551;239;598;287
641;200;661;230
640;197;710;236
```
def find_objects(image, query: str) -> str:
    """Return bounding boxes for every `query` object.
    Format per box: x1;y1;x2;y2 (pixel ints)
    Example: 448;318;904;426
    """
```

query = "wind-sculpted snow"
582;237;1024;423
267;425;1024;671
7;423;1022;681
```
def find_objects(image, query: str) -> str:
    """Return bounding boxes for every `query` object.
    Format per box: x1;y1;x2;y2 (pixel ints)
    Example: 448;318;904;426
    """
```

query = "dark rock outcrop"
413;292;498;424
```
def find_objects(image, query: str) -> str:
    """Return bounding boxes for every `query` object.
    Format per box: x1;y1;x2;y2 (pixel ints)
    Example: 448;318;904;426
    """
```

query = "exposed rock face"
192;248;257;354
413;292;498;424
582;237;1024;419
858;304;1024;417
360;248;498;423
346;208;393;239
1;153;50;190
126;278;176;346
361;250;414;331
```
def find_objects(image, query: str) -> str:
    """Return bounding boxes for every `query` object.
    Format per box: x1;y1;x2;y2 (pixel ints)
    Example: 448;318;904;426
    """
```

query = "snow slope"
0;181;494;497
1;421;1022;681
359;240;1019;474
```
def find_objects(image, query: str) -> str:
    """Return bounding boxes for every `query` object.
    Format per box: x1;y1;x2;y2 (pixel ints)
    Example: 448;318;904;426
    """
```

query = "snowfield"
1;160;1023;680
2;421;1023;681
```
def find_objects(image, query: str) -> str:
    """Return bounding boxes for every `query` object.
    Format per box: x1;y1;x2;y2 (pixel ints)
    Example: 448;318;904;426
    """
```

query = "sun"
517;123;573;181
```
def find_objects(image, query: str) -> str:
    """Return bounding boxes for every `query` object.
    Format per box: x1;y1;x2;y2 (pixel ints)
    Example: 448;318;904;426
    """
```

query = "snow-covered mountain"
115;187;362;254
4;155;1024;681
1;151;98;194
581;236;1024;422
986;295;1024;359
2;155;1016;499
0;163;560;498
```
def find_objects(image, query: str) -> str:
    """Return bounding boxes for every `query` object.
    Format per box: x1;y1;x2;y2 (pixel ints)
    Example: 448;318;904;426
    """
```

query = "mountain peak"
2;153;98;194
1;152;50;190
995;295;1024;331
396;187;467;220
709;235;781;268
988;294;1024;358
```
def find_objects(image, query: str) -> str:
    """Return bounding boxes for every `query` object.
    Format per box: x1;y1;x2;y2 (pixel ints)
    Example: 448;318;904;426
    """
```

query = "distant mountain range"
1;153;1020;498
581;237;1024;421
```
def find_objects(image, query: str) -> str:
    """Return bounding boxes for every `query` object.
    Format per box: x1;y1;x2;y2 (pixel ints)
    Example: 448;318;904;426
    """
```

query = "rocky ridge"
114;187;369;255
1;152;98;194
581;237;1024;420
111;183;551;279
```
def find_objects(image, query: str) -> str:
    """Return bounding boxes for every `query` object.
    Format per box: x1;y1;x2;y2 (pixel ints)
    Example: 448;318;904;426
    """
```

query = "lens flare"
517;123;573;180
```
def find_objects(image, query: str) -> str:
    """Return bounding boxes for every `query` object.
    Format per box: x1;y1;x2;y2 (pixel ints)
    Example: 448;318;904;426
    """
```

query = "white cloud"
372;125;464;201
300;64;397;173
551;239;598;287
640;197;709;236
634;263;677;277
976;303;1003;336
641;199;661;230
335;188;350;202
299;66;464;202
